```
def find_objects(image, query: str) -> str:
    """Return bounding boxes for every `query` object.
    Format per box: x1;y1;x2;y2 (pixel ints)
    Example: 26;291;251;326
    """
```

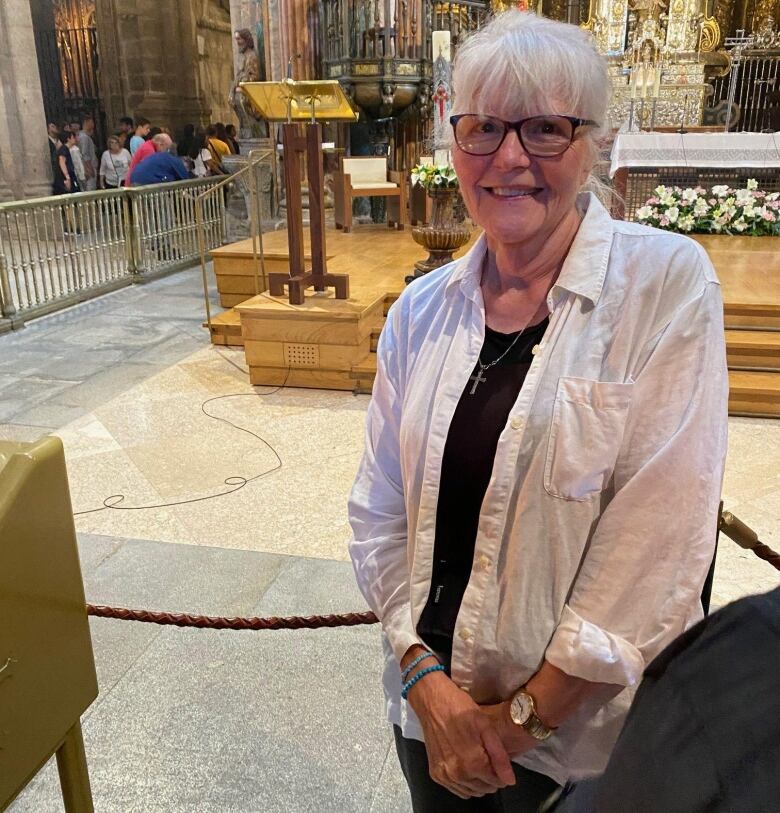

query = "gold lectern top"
240;79;359;123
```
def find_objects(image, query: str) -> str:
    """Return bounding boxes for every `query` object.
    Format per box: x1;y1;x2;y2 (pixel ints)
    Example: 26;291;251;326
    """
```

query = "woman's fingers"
480;725;516;787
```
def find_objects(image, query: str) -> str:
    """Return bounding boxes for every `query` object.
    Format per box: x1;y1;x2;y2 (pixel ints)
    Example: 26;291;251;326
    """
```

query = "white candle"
432;31;451;62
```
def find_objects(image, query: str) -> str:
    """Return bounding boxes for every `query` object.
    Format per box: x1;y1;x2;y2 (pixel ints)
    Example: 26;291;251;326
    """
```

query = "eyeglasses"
450;114;599;158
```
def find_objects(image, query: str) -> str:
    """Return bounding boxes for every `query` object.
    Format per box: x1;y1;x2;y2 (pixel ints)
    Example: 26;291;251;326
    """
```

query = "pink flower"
647;196;660;205
762;211;776;222
708;198;716;205
660;215;670;227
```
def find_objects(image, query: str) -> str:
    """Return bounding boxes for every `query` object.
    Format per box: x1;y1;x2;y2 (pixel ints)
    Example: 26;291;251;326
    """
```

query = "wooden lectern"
240;79;358;305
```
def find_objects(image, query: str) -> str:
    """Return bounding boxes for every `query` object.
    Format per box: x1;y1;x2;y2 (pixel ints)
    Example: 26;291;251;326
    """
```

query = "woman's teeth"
489;187;538;198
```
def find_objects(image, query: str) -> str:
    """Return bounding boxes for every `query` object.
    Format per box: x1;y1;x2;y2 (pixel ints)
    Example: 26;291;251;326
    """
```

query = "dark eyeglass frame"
450;113;600;158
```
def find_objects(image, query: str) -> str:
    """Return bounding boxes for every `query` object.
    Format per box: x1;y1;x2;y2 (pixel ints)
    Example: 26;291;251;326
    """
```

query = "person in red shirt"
126;132;171;186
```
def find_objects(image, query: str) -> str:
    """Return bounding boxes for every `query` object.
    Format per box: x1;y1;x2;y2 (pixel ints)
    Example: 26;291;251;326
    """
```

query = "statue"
230;28;267;139
630;0;667;23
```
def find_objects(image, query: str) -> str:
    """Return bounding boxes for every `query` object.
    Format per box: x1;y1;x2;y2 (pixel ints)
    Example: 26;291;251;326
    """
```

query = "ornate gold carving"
352;63;380;75
699;16;721;50
395;63;420;76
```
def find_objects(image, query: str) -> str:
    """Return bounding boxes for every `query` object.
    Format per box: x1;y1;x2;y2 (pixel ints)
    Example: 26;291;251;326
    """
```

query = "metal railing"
0;176;226;329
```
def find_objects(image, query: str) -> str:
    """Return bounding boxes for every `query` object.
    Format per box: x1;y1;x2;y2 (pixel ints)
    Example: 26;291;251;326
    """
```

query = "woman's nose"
492;127;532;169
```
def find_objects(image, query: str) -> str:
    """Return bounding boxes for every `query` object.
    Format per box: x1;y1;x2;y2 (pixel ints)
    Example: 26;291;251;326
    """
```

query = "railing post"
0;253;21;327
127;189;145;280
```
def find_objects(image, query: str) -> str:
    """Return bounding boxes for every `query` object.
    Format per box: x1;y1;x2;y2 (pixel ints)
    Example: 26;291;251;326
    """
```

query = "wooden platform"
208;228;780;416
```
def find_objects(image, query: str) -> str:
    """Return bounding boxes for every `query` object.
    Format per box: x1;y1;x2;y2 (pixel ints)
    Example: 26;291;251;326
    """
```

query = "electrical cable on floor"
73;362;290;516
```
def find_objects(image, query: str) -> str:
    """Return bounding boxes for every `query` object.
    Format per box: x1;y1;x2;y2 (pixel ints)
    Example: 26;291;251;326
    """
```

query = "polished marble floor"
2;265;779;811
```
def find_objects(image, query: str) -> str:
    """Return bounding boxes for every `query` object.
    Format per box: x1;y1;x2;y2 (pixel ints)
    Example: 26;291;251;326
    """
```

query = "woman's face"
452;101;594;253
109;140;121;153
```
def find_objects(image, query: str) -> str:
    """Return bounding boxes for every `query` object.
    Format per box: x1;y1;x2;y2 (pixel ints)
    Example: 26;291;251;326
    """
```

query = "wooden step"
726;329;780;370
204;309;244;347
350;354;377;394
729;370;780;417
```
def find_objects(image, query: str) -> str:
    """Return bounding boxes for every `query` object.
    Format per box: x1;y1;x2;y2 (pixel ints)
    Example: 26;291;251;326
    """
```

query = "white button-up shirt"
348;193;729;785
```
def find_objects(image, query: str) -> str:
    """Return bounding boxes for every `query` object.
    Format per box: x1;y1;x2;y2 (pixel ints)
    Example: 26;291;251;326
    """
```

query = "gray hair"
450;11;611;156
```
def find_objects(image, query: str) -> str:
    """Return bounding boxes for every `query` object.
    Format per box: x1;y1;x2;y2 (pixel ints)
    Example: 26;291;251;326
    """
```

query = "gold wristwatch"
509;687;556;741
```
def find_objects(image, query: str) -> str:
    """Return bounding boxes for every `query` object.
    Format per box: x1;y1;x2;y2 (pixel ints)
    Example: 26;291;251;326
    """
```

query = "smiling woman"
348;10;729;813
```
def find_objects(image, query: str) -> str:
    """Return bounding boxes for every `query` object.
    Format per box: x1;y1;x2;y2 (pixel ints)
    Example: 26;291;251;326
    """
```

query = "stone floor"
3;264;780;812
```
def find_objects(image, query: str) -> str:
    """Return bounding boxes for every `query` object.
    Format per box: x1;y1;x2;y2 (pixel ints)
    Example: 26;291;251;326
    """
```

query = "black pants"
394;726;560;813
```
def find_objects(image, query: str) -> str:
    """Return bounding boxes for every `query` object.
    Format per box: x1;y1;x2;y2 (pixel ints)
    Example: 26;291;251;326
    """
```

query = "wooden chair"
334;156;407;232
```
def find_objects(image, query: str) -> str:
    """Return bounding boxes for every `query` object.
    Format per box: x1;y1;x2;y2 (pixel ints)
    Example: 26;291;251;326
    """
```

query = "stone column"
0;0;53;199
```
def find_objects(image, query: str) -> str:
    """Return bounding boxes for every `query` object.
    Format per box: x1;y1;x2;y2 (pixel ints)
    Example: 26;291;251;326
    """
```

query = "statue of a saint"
629;0;667;22
230;28;267;139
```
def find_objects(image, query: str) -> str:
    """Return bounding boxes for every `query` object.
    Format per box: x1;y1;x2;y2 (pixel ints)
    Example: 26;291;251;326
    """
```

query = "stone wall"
95;0;234;134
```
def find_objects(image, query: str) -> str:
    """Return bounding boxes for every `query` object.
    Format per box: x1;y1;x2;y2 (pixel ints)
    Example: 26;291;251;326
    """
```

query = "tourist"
118;115;134;140
53;129;79;195
177;123;196;159
348;11;728;812
67;125;87;190
191;134;214;178
47;122;60;187
205;124;231;173
552;586;780;812
129;117;151;154
225;123;240;154
99;135;132;188
76;115;99;191
214;122;235;153
125;132;171;186
130;149;190;186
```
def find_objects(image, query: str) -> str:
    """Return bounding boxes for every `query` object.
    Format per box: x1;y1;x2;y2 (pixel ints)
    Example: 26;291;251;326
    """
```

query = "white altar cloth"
609;132;780;177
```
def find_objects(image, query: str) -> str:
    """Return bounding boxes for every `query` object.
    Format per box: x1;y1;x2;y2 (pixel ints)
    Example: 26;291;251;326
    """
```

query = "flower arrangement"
635;179;780;236
411;163;459;191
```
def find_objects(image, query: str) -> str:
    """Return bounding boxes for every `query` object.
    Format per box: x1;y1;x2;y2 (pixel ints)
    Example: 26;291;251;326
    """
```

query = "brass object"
0;437;98;811
410;188;470;278
240;79;359;123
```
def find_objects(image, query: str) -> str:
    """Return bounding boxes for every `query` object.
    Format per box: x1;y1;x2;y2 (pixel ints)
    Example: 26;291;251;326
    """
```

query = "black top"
554;587;780;813
417;317;549;667
54;145;79;195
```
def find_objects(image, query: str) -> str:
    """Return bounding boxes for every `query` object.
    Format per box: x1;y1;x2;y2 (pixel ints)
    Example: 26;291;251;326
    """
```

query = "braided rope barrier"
85;523;779;631
86;604;379;629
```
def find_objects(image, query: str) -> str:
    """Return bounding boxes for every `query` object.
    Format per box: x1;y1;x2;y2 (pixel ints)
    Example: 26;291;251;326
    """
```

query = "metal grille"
710;51;780;133
30;0;106;146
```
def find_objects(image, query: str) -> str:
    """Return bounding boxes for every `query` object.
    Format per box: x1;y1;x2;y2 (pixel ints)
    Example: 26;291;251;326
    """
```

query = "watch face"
511;692;534;726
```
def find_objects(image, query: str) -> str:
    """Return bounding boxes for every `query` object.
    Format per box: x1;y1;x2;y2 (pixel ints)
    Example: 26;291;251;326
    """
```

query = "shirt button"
459;627;474;642
531;344;541;355
510;416;524;431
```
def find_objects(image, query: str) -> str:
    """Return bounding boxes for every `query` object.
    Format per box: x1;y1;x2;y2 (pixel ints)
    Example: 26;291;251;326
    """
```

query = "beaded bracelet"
401;650;437;682
401;664;446;700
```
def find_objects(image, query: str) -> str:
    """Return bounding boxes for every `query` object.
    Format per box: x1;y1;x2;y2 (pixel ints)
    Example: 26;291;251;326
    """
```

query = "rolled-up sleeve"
545;276;729;687
348;307;422;663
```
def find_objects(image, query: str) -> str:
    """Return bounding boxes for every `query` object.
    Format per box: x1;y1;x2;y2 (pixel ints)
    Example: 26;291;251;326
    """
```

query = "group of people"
48;114;242;195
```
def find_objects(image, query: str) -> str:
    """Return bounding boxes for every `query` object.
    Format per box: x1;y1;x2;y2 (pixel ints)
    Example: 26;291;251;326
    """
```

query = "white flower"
733;218;748;232
747;178;758;190
735;188;753;204
654;185;667;196
635;205;654;220
767;192;779;201
666;206;680;224
742;204;756;218
681;187;697;203
711;185;729;196
693;198;709;217
660;192;677;207
678;214;695;232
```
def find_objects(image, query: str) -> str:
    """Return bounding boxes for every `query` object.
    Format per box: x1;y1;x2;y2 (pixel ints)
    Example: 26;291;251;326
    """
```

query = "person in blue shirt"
131;150;191;185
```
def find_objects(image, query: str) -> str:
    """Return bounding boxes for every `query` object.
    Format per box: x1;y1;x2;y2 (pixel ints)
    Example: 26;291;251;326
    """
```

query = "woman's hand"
479;701;537;758
402;648;516;798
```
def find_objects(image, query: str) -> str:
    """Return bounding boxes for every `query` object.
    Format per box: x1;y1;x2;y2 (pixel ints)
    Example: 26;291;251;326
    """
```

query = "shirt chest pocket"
544;377;634;501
